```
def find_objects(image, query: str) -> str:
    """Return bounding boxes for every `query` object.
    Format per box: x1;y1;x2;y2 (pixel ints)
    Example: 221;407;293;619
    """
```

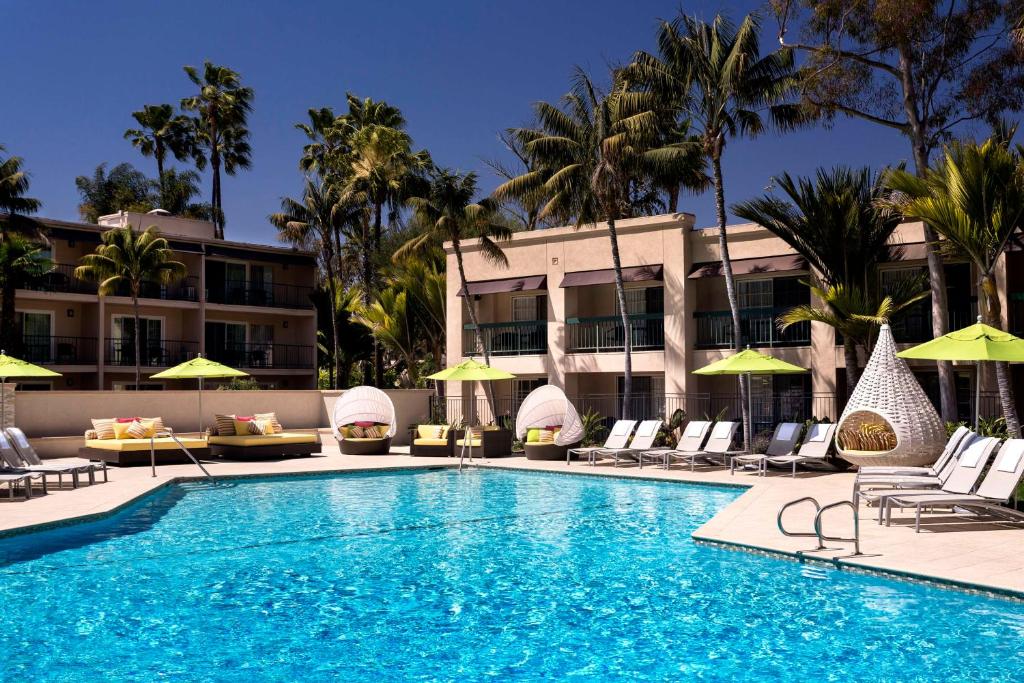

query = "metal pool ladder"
777;496;862;556
150;430;212;479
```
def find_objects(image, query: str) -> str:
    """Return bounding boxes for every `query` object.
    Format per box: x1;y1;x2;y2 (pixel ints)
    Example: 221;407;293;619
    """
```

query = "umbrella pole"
199;377;204;437
1;375;6;431
976;361;981;430
746;372;753;454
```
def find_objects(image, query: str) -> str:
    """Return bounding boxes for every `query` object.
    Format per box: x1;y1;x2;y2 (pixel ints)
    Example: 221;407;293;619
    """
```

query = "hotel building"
444;213;1023;429
12;211;318;390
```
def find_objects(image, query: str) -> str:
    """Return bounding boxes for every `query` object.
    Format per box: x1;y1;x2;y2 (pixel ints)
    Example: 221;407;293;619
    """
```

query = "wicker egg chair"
333;386;398;455
515;385;584;460
836;324;946;468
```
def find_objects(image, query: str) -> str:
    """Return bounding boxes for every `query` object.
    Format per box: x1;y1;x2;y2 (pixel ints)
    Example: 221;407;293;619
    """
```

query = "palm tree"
75;226;187;390
124;104;195;206
0;235;50;357
401;168;511;408
732;166;914;394
0;146;44;350
181;61;253;239
270;180;363;388
885;136;1024;437
494;68;683;418
158;168;215;220
350;287;420;387
626;13;802;446
74;162;153;222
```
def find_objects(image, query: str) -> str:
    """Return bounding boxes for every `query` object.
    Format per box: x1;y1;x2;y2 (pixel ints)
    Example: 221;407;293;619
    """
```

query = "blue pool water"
1;469;1022;681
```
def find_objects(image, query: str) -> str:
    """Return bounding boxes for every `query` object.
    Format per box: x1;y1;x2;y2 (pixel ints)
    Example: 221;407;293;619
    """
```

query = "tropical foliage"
0;145;44;350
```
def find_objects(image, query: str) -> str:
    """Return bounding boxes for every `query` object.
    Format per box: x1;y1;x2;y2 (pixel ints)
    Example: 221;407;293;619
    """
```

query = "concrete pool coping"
2;445;1022;599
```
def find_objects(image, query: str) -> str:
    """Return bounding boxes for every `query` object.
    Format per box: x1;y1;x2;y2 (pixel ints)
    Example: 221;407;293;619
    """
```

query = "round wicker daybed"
333;386;398;455
836;324;946;468
514;385;584;460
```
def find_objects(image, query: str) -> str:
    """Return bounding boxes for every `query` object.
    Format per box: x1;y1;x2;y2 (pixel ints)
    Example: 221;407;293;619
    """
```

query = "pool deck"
4;439;1023;598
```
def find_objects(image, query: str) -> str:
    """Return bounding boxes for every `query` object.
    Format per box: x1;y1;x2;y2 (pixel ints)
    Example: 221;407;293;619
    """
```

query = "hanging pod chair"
836;324;946;467
515;385;584;460
333;386;398;455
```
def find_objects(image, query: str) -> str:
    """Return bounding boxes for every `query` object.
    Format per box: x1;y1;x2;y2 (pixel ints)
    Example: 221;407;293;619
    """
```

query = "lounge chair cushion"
526;428;541;443
416;425;447;439
207;433;319;447
343;437;387;443
457;439;483;447
413;438;449;446
85;437;207;451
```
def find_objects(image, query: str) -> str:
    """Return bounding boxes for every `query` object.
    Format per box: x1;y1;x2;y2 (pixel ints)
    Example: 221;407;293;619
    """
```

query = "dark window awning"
688;255;806;279
458;274;547;297
207;244;316;266
559;265;663;288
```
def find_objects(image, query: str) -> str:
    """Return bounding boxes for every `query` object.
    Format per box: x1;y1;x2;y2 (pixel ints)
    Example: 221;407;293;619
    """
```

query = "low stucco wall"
15;389;433;456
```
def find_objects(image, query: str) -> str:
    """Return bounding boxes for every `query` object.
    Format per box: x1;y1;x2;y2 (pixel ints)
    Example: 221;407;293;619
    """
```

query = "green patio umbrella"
693;347;808;451
897;317;1024;428
427;360;516;468
150;354;249;435
0;351;61;429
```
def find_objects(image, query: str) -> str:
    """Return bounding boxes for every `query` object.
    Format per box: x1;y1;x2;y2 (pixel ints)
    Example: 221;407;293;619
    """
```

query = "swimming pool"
1;469;1021;681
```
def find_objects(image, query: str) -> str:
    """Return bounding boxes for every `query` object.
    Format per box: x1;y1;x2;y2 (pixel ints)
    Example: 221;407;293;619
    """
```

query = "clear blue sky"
0;0;968;246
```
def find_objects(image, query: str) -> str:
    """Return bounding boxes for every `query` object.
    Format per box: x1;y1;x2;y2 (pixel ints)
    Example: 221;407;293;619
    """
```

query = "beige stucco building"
13;211;318;390
445;213;1023;430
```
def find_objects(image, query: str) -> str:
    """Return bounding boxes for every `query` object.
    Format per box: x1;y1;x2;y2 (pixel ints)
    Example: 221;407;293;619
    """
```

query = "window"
111;316;163;365
249;324;274;368
738;279;773;309
18;311;53;364
615;287;664;316
512;295;545;322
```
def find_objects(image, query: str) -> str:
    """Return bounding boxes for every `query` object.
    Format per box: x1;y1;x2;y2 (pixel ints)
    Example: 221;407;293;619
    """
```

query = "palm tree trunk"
607;217;632;420
453;238;496;423
664;183;679;214
360;218;373;386
842;338;861;401
210;113;223;239
132;292;141;391
898;44;956;424
980;272;1020;437
155;143;166;209
711;148;748;450
372;202;384;387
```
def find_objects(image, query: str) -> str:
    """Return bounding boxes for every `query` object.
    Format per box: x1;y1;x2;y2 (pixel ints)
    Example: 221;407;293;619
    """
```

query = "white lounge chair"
663;421;739;471
4;428;105;487
883;439;1024;531
853;431;979;502
858;425;972;477
857;436;1000;522
730;422;803;475
761;422;838;477
638;420;712;469
567;420;637;466
595;420;662;467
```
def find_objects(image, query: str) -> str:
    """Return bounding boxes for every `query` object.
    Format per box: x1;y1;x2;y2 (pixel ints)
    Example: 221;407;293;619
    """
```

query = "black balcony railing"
206;342;315;369
694;307;810;349
206;280;315;309
112;276;199;302
463;321;547;357
106;339;198;367
18;335;97;364
567;313;665;353
888;304;976;344
20;263;97;295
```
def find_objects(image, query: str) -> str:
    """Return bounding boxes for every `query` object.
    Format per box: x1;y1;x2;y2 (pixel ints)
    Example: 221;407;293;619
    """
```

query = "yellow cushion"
345;437;387;443
457;439;483;447
111;421;135;439
233;419;255;436
417;425;444;439
207;433;318;447
85;438;207;452
413;438;449;446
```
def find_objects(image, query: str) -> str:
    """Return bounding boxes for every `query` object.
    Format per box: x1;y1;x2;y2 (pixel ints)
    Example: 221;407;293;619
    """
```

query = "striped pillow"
214;414;236;437
349;425;366;438
247;419;273;435
255;412;283;432
90;418;115;440
537;429;555;444
126;420;150;439
233;417;255;436
142;417;165;434
363;425;381;439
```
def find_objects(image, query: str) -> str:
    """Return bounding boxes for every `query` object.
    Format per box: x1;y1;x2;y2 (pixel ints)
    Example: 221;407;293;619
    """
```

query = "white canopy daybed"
333;386;398;455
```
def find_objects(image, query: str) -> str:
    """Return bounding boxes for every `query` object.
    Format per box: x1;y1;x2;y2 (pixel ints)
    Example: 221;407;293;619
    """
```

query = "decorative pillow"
112;421;135;439
84;429;98;440
354;420;375;428
338;425;351;438
254;412;283;432
247;419;273;435
233;416;255;436
544;425;562;432
142;417;165;434
215;414;236;437
91;418;115;440
440;425;450;439
126;420;150;439
537;429;555;444
367;425;384;439
526;428;541;443
350;425;367;438
418;425;443;439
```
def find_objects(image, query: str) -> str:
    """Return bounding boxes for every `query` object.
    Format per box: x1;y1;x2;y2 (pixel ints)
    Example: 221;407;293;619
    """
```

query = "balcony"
20;264;97;295
106;339;198;367
113;276;200;302
566;313;665;353
18;335;98;364
889;304;976;344
694;307;810;349
462;321;547;357
206;342;315;369
206;280;314;309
